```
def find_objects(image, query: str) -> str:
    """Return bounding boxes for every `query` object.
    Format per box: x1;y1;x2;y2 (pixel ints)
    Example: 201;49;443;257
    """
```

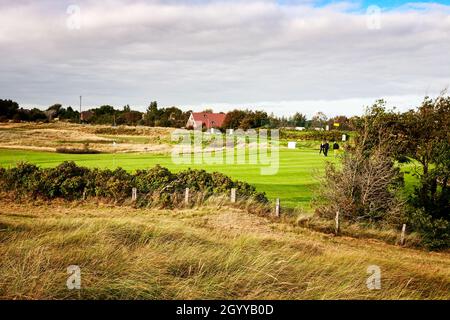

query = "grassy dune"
0;200;448;300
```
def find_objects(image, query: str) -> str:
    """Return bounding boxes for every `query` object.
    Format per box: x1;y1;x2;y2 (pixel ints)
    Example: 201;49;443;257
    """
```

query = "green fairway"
0;147;338;211
0;146;421;212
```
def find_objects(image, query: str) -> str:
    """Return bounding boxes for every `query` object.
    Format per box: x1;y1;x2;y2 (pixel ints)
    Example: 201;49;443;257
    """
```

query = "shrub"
281;129;348;142
316;144;405;225
60;176;86;199
56;147;101;154
38;162;89;198
134;165;175;194
409;209;450;250
0;162;268;208
1;162;41;197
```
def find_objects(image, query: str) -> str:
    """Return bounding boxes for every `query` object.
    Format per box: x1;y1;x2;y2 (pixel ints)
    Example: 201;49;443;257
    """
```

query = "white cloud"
0;0;449;116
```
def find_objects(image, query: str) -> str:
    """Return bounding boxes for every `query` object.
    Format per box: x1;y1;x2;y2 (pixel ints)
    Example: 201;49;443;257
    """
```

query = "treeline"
0;99;191;127
317;97;450;249
1;99;354;130
0;100;81;123
221;109;352;130
81;102;192;127
143;101;190;127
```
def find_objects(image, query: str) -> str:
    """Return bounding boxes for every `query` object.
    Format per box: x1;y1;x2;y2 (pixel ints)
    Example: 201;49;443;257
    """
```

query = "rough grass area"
0;122;174;153
0;200;448;300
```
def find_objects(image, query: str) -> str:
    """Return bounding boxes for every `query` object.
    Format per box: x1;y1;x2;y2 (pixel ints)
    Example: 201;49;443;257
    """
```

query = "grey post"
231;188;236;203
275;198;280;217
185;188;190;205
400;224;406;246
335;210;340;235
132;187;137;201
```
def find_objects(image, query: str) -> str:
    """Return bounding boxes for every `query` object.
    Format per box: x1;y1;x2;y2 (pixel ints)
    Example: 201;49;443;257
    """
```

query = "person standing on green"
333;141;340;157
323;141;330;157
319;140;325;155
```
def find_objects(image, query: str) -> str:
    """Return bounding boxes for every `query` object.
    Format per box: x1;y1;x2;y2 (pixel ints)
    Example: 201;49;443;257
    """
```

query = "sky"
0;0;449;117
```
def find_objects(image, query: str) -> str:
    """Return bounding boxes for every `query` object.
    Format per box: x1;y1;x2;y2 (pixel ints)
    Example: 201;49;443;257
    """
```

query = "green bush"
134;165;175;194
0;162;41;197
56;147;101;154
281;129;350;142
0;161;268;207
409;209;450;250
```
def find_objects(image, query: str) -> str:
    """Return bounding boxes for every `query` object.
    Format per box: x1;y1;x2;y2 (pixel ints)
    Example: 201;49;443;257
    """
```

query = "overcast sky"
1;0;449;117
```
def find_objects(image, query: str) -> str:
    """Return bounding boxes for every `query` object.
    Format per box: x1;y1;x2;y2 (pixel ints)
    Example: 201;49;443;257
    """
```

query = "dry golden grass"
0;122;174;153
0;199;449;300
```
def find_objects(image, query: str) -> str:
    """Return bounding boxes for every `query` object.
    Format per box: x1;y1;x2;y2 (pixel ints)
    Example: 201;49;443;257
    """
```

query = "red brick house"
186;112;226;130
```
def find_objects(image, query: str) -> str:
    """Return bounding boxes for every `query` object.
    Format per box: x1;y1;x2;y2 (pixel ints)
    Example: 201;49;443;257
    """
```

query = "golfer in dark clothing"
323;141;330;157
319;141;325;155
333;141;340;157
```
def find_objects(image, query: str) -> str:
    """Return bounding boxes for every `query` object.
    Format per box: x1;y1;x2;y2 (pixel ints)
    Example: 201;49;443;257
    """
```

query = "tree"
145;101;159;126
120;110;142;126
343;96;449;249
311;111;328;129
248;110;269;128
221;110;247;129
221;109;269;130
28;108;47;122
328;115;350;130
350;100;404;158
90;105;116;125
47;104;62;113
317;107;405;225
0;99;19;120
143;102;189;128
400;95;450;223
292;112;306;127
59;106;80;122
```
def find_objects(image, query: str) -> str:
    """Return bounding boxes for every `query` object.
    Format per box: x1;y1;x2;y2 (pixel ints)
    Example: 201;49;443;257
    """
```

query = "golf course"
0;120;447;301
0;123;421;211
0;146;334;211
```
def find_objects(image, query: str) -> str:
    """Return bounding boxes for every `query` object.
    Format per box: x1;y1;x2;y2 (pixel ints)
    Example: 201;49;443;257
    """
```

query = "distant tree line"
143;101;191;127
0;100;80;123
0;99;191;127
1;98;353;130
221;109;352;130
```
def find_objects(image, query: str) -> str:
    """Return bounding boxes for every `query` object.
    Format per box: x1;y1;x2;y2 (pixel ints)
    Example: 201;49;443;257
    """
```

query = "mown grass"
0;147;336;211
0;201;448;299
0;147;419;212
0;123;420;211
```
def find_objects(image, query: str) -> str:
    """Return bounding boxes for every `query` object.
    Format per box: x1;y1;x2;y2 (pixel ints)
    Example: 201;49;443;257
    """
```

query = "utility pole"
79;95;82;124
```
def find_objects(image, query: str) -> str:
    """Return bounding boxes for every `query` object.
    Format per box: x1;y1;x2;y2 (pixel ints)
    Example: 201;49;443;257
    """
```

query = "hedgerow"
0;161;268;208
281;129;350;141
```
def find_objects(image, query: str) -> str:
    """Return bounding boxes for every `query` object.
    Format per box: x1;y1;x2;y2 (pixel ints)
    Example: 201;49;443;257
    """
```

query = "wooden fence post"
185;188;190;205
400;224;406;246
335;210;340;235
231;188;236;203
131;188;137;201
275;198;280;218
